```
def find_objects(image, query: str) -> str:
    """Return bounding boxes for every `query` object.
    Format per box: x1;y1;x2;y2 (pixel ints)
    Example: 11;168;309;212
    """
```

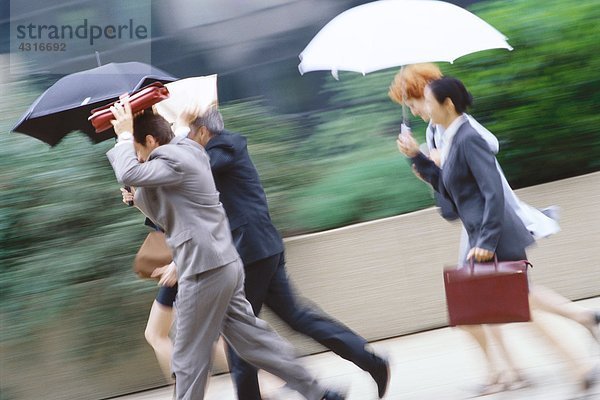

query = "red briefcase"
88;82;170;133
443;257;531;326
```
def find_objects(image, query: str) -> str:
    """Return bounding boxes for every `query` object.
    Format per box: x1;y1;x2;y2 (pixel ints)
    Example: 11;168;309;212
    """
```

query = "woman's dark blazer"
411;121;534;261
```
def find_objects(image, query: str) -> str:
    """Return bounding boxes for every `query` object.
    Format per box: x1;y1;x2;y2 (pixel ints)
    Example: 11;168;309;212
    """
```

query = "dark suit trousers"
227;252;374;400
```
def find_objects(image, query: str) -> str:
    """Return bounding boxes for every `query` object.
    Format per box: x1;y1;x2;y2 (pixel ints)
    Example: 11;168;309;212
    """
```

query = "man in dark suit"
184;107;390;400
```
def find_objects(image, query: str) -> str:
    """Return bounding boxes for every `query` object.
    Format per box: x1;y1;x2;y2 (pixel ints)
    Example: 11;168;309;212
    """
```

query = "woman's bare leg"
529;285;599;340
459;325;503;389
529;309;596;386
145;300;175;381
486;325;530;388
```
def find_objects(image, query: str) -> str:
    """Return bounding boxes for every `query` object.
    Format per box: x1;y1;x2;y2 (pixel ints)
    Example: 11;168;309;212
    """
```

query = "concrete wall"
259;172;600;356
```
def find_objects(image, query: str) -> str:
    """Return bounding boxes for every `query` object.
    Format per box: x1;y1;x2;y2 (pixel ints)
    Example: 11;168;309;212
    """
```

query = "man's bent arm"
106;142;183;187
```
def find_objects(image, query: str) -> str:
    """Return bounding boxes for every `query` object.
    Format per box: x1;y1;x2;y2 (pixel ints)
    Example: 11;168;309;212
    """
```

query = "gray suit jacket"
107;136;239;279
412;122;534;261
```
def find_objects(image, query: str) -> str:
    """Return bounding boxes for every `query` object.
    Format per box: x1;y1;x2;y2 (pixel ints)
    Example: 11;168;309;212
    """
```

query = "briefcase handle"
468;254;499;272
467;255;532;275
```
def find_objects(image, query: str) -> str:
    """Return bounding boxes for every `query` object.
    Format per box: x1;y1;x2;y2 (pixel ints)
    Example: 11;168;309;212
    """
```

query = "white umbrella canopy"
298;0;512;78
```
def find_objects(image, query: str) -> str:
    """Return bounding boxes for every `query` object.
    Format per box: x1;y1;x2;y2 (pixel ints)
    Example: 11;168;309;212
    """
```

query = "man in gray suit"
106;100;344;400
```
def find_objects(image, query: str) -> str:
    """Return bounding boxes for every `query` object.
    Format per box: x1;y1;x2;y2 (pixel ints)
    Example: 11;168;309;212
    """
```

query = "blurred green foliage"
444;0;600;186
282;0;600;229
221;96;431;233
0;66;157;351
1;0;599;398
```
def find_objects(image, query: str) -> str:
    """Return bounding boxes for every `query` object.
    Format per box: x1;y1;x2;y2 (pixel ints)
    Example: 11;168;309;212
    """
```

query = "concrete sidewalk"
115;297;600;400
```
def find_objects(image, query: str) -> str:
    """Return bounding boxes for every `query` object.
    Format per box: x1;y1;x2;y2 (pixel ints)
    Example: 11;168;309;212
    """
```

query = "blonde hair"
388;63;443;104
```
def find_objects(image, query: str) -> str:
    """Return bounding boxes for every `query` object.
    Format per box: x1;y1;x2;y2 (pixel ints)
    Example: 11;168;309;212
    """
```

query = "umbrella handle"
401;104;410;127
123;186;134;207
400;65;410;127
400;122;411;135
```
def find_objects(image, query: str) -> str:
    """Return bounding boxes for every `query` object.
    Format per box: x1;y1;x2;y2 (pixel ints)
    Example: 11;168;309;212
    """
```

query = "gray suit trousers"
173;258;325;400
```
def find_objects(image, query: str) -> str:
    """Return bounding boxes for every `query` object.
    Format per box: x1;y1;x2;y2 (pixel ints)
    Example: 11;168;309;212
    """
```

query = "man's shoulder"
151;138;205;160
206;130;246;151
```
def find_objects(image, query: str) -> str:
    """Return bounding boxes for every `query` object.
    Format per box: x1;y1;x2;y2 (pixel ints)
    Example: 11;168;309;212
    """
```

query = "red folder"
88;82;170;133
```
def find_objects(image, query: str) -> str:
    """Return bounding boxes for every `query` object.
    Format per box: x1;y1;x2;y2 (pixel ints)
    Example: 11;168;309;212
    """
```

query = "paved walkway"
116;297;600;400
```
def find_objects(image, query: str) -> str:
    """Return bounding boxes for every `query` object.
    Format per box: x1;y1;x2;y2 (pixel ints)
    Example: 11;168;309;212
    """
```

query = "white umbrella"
298;0;512;79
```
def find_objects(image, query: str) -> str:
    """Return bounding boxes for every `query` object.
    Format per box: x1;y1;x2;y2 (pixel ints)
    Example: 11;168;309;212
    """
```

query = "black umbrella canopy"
13;62;177;146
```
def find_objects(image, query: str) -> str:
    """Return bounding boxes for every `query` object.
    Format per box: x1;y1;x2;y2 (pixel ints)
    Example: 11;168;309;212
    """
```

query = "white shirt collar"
440;114;467;167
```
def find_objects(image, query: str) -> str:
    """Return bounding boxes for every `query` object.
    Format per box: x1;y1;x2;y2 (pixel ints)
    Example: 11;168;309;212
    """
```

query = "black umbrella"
12;62;177;146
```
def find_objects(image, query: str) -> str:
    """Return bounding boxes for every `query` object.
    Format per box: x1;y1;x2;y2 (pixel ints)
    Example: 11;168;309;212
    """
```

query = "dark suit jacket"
412;122;534;261
205;130;284;265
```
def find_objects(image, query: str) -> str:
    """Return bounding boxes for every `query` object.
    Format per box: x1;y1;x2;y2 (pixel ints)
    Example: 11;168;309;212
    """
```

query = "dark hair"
428;77;473;113
132;110;174;145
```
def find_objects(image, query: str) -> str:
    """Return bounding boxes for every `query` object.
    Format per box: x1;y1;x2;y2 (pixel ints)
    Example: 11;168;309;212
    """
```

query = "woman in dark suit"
400;77;534;262
397;77;600;393
397;77;533;394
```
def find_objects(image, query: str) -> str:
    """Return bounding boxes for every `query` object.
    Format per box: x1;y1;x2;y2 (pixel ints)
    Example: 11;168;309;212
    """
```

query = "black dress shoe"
368;356;390;398
322;390;345;400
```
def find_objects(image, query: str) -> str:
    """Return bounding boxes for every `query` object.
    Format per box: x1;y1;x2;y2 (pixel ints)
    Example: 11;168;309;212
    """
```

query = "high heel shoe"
472;373;509;397
583;364;600;391
583;311;600;343
473;382;507;397
506;375;532;390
